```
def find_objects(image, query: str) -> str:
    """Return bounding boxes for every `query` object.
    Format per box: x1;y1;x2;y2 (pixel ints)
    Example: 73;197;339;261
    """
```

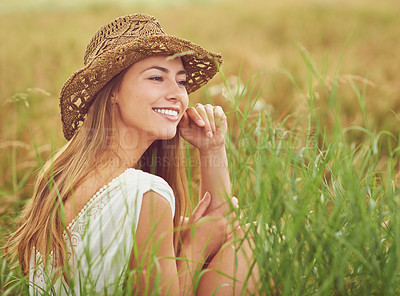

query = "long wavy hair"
5;68;189;275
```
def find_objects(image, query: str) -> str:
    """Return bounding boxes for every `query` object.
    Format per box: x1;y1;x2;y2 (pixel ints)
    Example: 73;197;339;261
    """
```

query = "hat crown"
84;14;166;65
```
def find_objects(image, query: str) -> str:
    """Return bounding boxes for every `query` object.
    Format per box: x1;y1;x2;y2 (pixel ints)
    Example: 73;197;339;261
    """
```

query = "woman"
6;13;257;295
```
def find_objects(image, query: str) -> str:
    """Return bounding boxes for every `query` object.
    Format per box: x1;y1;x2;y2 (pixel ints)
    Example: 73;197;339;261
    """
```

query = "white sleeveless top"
28;168;175;295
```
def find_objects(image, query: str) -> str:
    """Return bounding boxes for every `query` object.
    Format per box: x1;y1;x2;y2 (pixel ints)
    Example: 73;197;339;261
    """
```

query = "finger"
205;104;216;134
214;106;228;134
226;233;233;241
192;192;212;222
228;219;240;231
178;111;190;128
206;201;231;218
206;196;238;217
195;103;213;138
213;105;225;126
229;220;240;232
231;196;238;209
227;220;241;240
224;197;238;218
226;207;238;222
186;106;205;127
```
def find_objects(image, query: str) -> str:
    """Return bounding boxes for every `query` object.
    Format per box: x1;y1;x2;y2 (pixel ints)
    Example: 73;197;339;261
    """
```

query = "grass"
2;0;400;294
224;57;400;294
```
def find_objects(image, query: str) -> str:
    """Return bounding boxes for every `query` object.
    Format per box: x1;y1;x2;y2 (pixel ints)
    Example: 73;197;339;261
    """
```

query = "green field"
1;0;400;294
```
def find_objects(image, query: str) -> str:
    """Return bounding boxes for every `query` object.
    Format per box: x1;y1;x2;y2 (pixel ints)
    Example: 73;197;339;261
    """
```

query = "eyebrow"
142;66;187;75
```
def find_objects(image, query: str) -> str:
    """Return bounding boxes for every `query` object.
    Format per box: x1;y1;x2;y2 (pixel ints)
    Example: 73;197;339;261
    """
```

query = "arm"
176;242;206;295
130;191;203;295
177;192;237;293
179;104;231;212
130;191;235;295
199;145;230;212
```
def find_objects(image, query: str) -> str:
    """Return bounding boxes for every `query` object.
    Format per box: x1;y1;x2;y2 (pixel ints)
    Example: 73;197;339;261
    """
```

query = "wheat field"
1;0;400;294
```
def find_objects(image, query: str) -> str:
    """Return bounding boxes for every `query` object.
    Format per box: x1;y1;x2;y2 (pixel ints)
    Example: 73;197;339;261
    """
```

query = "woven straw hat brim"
60;35;222;141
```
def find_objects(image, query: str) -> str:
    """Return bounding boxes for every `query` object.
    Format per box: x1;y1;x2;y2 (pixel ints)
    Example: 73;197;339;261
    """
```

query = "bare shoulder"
134;190;175;255
139;190;174;229
131;190;175;265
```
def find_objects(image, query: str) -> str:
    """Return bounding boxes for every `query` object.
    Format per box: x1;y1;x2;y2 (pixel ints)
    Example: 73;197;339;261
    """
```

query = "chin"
159;131;177;140
153;128;177;141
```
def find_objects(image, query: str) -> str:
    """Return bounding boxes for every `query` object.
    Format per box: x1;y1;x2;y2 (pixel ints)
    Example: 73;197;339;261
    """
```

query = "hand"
178;104;228;152
180;192;239;260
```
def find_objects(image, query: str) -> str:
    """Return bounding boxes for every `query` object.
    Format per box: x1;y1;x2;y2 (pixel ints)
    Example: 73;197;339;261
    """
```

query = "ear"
110;91;117;104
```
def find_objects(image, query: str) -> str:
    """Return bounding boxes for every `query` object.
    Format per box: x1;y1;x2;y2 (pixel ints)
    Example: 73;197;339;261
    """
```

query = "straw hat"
60;13;223;141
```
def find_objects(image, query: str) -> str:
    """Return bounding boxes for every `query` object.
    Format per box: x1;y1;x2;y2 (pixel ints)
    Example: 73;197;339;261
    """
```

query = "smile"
152;108;180;121
153;108;178;116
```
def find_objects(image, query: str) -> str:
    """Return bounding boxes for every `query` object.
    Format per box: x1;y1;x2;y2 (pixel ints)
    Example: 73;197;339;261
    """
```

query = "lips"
152;107;180;121
153;108;178;116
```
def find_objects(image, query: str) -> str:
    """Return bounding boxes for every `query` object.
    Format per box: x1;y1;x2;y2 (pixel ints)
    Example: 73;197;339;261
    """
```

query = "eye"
149;76;164;82
177;80;187;87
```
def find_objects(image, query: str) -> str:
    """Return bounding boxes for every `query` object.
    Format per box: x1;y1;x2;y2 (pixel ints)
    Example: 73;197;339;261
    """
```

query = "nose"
165;80;186;102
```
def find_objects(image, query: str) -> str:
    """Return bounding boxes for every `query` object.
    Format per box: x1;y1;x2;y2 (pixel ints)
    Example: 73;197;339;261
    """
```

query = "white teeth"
154;109;178;116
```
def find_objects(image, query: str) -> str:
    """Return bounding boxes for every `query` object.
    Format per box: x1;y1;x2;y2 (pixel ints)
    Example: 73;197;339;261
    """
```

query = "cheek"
183;95;189;109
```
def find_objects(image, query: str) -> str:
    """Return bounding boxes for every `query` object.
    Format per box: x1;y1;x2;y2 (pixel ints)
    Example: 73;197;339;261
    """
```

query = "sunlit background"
2;1;400;293
1;0;400;209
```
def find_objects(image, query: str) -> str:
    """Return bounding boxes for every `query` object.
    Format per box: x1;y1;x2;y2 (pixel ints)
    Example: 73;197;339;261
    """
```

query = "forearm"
199;145;231;212
176;245;205;295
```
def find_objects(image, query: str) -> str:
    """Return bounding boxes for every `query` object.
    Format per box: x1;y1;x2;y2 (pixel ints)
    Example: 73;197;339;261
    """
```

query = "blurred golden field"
1;0;400;231
2;1;400;294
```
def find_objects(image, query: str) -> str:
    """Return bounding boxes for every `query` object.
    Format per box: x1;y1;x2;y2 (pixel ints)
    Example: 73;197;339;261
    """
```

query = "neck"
112;127;154;169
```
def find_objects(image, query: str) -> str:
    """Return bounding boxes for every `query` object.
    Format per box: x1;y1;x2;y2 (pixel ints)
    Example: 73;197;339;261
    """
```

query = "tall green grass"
2;46;400;294
223;49;400;294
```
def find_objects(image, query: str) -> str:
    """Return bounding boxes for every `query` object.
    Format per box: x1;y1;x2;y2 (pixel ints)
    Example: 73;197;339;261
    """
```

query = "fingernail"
232;197;239;207
206;131;213;138
198;120;205;125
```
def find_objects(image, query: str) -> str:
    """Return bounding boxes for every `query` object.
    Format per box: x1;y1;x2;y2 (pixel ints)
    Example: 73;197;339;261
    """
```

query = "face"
112;55;189;147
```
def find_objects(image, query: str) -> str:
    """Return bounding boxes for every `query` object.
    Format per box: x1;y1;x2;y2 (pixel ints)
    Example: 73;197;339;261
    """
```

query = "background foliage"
1;0;400;294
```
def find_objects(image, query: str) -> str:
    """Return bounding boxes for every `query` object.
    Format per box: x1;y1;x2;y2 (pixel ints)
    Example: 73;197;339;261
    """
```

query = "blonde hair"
5;68;189;275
